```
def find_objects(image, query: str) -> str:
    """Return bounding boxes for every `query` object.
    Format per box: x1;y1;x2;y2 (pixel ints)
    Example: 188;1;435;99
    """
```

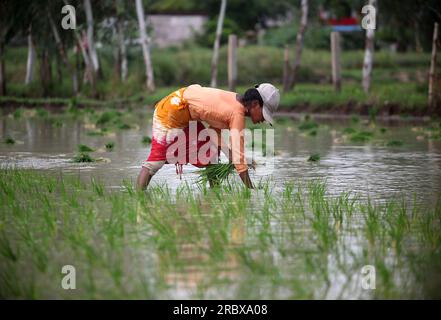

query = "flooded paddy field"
1;107;440;299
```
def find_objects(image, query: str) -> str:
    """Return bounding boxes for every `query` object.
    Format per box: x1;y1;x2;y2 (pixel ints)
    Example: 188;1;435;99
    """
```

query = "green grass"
1;45;437;114
1;169;439;299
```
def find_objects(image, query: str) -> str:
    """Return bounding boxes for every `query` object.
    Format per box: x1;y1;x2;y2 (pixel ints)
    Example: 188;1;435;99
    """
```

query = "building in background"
148;13;208;48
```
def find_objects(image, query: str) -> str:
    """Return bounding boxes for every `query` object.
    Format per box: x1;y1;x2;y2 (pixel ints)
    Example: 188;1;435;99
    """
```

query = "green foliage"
96;111;122;126
298;120;319;131
195;18;241;47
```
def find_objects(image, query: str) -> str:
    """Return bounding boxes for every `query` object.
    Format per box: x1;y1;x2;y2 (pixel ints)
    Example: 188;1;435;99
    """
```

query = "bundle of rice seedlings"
197;163;235;186
308;153;321;162
73;152;95;163
142;136;152;144
77;144;94;152
105;142;115;151
4;137;15;145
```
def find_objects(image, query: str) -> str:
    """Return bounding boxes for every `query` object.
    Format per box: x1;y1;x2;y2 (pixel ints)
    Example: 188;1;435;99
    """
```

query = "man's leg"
136;161;165;190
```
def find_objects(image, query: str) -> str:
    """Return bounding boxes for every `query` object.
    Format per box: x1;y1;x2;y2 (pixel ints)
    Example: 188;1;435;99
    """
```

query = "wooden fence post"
331;32;342;92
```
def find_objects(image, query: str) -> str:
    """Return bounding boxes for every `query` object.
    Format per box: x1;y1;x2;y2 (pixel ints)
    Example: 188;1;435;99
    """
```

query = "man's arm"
230;115;253;189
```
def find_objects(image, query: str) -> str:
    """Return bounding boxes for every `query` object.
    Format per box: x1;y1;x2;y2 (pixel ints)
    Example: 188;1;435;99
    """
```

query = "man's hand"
239;170;254;189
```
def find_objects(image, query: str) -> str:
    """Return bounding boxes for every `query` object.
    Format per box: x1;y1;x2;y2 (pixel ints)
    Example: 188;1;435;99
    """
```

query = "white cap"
255;83;280;126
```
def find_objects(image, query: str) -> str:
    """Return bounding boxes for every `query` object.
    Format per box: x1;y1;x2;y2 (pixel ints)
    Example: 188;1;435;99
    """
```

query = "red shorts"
146;120;219;168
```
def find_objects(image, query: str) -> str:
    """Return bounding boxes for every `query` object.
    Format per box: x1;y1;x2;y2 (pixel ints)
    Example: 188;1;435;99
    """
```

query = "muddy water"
1;113;440;205
1;110;441;299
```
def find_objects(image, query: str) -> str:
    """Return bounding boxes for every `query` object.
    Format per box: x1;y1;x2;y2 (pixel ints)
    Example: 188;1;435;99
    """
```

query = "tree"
48;6;79;94
113;0;130;81
25;25;36;85
136;0;155;91
84;0;100;74
210;0;227;88
0;1;33;95
362;0;376;93
378;0;441;51
284;0;309;92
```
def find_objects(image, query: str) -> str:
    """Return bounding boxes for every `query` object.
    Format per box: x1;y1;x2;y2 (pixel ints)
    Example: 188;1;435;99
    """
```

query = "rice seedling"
386;140;404;147
105;142;115;151
196;163;235;186
77;144;94;152
36;108;49;118
343;127;356;135
298;120;319;131
84;106;95;115
351;115;360;124
349;131;374;143
91;178;105;197
117;122;131;130
368;107;378;122
72;152;95;163
274;117;294;125
96;110;121;126
4;137;15;145
142;136;152;144
50;118;63;128
66;102;81;118
308;153;321;162
86;128;108;136
13;108;23;119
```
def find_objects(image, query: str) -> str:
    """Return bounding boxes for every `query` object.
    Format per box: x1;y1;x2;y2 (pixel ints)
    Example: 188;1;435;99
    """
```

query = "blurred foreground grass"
0;169;440;299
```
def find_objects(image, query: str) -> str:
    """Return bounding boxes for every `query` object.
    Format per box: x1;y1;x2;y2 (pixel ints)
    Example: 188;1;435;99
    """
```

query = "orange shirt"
183;84;248;173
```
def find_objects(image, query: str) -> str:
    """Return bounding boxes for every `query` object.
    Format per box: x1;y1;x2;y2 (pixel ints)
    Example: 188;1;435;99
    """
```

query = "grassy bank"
0;169;440;299
0;81;435;116
2;45;440;114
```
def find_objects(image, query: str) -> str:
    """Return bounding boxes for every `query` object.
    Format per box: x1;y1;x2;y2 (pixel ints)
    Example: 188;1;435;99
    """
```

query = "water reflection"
0;114;440;205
